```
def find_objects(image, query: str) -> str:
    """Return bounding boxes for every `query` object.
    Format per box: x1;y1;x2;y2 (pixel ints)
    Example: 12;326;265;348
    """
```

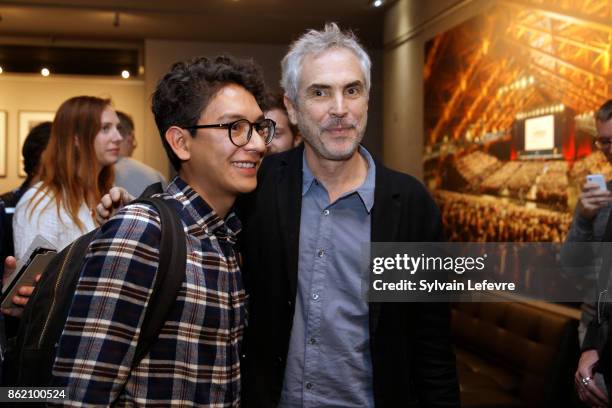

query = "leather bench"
452;302;579;407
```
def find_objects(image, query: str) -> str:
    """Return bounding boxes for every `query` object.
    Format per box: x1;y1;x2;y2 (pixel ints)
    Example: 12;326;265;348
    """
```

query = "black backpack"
3;184;186;389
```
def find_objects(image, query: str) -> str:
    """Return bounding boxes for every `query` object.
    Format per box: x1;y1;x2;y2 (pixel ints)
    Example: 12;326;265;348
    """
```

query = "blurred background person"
12;96;122;260
113;111;166;197
262;92;301;155
0;122;52;340
0;122;52;260
574;99;612;407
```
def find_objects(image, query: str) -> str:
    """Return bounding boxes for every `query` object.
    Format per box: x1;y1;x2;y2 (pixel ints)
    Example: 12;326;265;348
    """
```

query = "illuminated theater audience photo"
0;0;610;407
422;0;612;406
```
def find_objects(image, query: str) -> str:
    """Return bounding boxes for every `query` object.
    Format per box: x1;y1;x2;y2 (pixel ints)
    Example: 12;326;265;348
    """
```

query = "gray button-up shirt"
279;146;376;407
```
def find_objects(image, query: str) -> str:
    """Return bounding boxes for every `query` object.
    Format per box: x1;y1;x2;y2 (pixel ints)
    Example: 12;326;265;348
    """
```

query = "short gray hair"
281;22;371;103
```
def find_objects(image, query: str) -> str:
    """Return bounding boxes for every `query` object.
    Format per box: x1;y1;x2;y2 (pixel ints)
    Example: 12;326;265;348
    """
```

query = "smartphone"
587;174;607;191
0;248;56;310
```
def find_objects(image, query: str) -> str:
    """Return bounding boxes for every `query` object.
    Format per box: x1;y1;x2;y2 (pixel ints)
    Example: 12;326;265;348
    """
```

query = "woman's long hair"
30;96;115;230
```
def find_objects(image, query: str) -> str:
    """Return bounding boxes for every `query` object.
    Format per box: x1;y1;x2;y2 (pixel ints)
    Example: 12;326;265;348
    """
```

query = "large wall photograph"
424;0;612;243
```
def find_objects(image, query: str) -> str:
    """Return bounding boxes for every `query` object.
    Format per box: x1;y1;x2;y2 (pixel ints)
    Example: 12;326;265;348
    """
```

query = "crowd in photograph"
434;190;572;242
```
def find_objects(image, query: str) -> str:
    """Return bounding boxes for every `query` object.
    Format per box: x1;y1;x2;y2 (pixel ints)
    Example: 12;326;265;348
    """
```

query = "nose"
330;92;348;117
113;127;123;143
245;127;267;155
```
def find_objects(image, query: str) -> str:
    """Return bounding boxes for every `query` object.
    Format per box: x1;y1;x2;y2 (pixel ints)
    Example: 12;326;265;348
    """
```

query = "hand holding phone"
580;174;611;220
1;249;55;311
586;174;607;191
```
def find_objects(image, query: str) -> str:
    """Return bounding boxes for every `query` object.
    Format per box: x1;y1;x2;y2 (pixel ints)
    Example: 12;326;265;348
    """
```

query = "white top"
13;183;96;261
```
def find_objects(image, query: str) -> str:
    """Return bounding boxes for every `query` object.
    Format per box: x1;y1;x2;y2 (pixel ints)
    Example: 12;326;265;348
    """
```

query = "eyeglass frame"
594;137;612;150
183;118;276;147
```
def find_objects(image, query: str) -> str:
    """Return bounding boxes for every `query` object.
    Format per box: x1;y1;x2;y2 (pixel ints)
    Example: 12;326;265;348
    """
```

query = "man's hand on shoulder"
96;187;134;225
578;182;612;220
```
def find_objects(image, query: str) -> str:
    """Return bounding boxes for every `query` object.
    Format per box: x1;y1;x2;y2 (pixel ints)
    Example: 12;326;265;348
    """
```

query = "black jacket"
238;145;460;407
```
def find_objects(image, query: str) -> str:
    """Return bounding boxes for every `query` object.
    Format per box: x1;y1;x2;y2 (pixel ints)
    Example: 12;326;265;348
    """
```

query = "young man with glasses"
564;99;612;407
50;55;273;406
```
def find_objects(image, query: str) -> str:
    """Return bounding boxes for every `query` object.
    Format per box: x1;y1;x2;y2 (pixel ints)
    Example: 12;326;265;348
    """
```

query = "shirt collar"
301;145;376;213
166;176;241;243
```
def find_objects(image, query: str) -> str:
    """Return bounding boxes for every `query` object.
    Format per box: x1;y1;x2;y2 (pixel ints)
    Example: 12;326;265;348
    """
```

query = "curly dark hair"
152;55;267;170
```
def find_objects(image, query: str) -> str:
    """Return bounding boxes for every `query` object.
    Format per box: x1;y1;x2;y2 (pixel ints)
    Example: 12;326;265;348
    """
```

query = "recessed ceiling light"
121;70;130;79
41;68;50;77
373;0;383;7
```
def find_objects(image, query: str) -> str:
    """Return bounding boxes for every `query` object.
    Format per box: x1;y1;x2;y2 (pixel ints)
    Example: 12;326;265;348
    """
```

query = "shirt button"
323;209;330;216
309;337;316;345
318;249;325;257
306;382;313;390
312;293;319;300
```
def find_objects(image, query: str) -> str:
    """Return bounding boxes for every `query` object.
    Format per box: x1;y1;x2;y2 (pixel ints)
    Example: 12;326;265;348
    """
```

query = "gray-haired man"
238;23;460;407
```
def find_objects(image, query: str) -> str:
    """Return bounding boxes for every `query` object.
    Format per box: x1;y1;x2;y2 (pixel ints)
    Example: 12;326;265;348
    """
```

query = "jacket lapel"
276;145;304;302
369;164;402;337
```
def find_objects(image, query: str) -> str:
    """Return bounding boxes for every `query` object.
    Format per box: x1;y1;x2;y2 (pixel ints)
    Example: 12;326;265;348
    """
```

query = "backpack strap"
138;182;164;199
131;196;186;367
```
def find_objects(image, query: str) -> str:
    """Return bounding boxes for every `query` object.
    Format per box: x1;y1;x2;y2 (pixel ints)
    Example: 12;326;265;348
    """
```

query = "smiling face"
183;83;267;204
93;106;122;166
286;47;368;161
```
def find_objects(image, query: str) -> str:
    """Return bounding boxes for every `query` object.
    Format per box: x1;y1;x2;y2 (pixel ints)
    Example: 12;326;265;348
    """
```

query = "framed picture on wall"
18;111;55;177
0;111;6;177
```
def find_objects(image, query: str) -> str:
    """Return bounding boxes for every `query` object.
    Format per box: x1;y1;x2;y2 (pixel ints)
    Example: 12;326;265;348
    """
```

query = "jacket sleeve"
559;205;599;268
582;317;605;352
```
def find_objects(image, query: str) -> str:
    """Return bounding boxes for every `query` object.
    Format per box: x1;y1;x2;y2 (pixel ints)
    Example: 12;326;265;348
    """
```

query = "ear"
284;94;298;126
293;132;303;148
165;126;191;162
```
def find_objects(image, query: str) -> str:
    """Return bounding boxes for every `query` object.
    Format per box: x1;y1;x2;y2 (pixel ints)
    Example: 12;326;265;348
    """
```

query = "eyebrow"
306;80;364;90
344;80;364;88
217;113;265;122
307;84;331;91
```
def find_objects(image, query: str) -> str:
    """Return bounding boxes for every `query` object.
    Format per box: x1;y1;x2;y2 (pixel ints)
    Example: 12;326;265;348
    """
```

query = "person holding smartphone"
566;99;612;407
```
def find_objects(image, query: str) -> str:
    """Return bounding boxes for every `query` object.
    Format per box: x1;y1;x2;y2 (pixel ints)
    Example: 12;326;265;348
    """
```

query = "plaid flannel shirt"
51;177;247;407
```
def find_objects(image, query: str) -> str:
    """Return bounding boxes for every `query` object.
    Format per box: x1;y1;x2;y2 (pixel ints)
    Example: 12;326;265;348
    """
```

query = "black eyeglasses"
594;137;612;150
184;118;276;147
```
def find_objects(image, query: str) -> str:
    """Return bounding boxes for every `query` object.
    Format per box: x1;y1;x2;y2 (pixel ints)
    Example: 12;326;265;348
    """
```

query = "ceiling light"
373;0;383;7
121;70;130;79
41;68;50;77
